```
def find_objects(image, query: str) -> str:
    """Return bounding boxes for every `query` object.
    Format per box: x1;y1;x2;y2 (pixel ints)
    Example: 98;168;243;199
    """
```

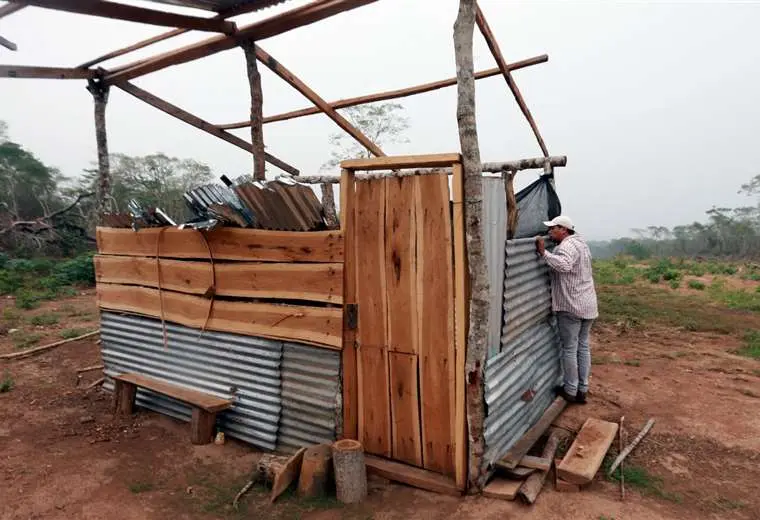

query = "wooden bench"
112;373;233;445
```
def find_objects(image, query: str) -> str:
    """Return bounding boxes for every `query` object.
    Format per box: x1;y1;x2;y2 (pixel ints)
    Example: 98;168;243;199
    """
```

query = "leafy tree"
321;102;410;171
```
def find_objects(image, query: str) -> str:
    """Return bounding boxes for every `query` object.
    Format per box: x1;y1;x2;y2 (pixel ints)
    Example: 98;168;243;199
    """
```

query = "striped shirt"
542;235;598;320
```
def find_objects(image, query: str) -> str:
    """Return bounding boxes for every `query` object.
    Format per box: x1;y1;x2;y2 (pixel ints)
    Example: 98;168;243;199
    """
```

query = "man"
535;216;598;404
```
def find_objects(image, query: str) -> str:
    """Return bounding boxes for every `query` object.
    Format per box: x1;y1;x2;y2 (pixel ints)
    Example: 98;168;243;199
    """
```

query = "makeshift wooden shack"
2;0;570;492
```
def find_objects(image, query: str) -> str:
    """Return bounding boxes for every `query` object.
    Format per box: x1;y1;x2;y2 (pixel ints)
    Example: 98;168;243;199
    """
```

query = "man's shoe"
554;385;577;403
576;391;587;405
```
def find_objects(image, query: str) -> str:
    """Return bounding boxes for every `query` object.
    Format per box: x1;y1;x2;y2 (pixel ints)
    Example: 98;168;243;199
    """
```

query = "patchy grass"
128;481;155;494
2;307;22;326
0;371;13;393
30;312;60;326
13;331;42;349
688;280;706;291
624;359;641;367
712;496;746;511
605;460;682;503
60;328;90;340
733;331;760;360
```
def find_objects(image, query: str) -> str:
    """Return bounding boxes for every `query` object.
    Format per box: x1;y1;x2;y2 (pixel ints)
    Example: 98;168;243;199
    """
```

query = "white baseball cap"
543;215;575;230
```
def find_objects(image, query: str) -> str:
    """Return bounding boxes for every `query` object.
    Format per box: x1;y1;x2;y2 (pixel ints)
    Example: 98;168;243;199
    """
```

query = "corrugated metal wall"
483;177;507;358
482;236;562;469
100;312;339;453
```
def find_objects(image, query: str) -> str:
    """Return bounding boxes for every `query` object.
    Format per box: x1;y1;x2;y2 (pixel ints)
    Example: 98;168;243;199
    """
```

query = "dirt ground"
2;297;760;519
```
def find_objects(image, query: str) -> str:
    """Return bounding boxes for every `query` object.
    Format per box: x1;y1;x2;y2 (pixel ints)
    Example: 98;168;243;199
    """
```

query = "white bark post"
87;79;111;224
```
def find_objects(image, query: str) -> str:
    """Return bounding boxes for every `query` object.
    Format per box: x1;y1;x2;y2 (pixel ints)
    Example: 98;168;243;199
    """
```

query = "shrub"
60;328;90;339
688;280;706;291
14;290;42;310
13;332;42;349
669;280;680;290
30;313;60;326
53;254;95;285
0;371;13;393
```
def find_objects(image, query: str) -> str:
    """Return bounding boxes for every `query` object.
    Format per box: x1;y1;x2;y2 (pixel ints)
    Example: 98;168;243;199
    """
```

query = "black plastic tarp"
513;174;562;239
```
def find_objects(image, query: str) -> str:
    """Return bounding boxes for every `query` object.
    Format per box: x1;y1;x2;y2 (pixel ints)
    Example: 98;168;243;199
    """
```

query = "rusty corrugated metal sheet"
232;178;325;231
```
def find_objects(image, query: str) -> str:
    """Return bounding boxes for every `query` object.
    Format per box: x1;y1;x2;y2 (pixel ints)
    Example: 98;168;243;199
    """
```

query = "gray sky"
1;0;759;239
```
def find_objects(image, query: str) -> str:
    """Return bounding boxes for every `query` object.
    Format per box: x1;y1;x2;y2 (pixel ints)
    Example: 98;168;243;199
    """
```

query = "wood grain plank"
270;448;307;502
354;179;391;456
557;418;619;485
97;283;342;349
96;227;343;263
451;163;468;490
341;153;461;171
384;175;417;354
482;477;523;501
113;373;232;412
499;397;568;469
340;169;358;440
415;173;456;477
94;255;343;304
389;352;422;467
365;455;461;496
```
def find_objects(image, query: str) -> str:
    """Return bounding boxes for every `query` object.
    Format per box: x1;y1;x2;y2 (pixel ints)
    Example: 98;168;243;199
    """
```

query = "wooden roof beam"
76;0;288;69
254;44;384;157
218;54;549;130
0;65;98;79
0;34;17;51
0;2;24;18
115;81;299;176
475;3;549;157
16;0;237;33
104;0;380;84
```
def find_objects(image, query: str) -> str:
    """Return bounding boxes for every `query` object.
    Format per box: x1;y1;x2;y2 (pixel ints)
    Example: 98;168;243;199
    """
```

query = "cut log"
483;477;522;501
558;418;619;485
332;439;367;504
518;430;562;504
518;455;552;472
270;447;307;503
298;444;333;498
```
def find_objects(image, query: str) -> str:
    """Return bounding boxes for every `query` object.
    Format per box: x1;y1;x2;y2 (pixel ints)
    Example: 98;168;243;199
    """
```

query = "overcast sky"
1;0;759;239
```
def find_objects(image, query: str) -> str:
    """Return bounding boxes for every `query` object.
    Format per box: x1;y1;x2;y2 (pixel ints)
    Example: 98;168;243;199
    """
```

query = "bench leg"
113;380;137;416
191;408;217;445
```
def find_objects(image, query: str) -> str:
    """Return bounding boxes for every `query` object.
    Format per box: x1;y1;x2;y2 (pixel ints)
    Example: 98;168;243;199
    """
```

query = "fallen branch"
233;480;255;510
0;192;94;236
86;377;105;390
619;416;625;501
77;364;104;373
0;330;100;360
607;418;655;477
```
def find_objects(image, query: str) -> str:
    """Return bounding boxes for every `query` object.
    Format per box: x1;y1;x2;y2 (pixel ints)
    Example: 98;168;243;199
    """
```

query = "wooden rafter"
0;2;24;19
17;0;236;33
254;44;384;157
76;0;288;69
104;0;380;84
218;54;549;130
475;3;549;157
0;65;97;79
0;34;17;51
115;81;299;176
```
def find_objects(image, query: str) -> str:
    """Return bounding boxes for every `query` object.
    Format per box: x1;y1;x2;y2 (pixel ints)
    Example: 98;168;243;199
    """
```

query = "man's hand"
535;236;546;256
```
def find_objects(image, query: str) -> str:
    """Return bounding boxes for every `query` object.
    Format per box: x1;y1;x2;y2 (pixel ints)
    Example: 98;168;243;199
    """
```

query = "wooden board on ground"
415;174;455;477
518;429;562;504
557;418;619;485
94;255;343;304
96;226;344;263
483;477;523;501
499;397;568;469
270;447;307;503
364;455;461;497
519;455;552;472
388;352;422;466
97;283;342;349
354;179;391;457
556;478;581;493
497;466;536;479
113;373;232;412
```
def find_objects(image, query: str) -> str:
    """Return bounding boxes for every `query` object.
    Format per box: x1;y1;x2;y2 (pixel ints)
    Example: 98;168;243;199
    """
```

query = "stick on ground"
77;364;104;373
607;418;655;477
620;416;626;500
0;330;100;360
86;377;105;390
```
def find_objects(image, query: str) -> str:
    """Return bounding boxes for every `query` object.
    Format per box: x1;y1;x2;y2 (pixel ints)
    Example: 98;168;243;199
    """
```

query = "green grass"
0;371;13;393
669;280;681;289
605;460;682;503
30;312;60;326
129;481;155;494
688;280;706;291
60;328;90;340
735;330;760;359
624;359;641;367
713;496;746;511
2;307;22;326
13;331;42;349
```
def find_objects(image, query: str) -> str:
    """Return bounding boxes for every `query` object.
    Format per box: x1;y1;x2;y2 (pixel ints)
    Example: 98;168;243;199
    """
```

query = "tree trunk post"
454;0;488;492
87;79;111;224
320;182;339;229
241;40;266;180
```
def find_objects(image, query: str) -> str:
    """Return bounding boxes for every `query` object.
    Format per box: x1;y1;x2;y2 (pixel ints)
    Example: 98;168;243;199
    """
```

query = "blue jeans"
556;312;594;395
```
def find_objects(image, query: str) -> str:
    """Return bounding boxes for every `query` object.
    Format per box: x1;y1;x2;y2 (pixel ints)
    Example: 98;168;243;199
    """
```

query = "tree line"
590;176;760;259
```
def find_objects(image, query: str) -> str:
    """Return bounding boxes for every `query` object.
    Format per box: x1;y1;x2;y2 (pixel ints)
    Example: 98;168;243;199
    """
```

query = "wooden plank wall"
95;227;345;350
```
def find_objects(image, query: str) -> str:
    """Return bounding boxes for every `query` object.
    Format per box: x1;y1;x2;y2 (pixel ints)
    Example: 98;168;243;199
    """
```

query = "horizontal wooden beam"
254;44;385;158
0;3;25;19
104;0;380;84
0;65;97;79
97;283;343;349
76;0;288;69
365;455;463;495
341;153;461;171
0;34;17;51
94;255;344;304
18;0;236;33
481;155;566;172
217;54;549;130
115;81;299;175
96;227;344;263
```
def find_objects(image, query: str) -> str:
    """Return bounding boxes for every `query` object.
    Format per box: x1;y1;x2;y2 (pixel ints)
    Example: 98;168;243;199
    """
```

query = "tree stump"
332;439;366;504
298;443;333;498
